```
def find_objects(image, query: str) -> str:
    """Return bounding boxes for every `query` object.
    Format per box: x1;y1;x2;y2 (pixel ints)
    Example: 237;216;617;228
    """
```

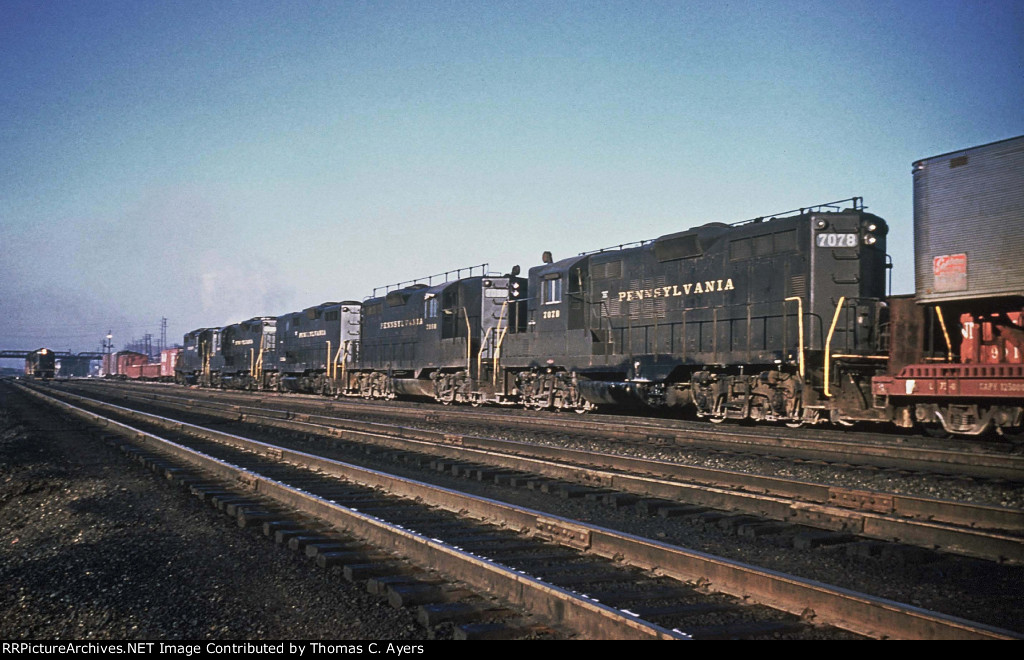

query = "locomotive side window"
424;297;438;319
542;276;562;304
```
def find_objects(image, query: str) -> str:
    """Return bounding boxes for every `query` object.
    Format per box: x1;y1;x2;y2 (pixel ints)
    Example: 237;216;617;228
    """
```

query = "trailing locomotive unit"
353;266;527;403
873;136;1024;436
174;327;223;386
219;317;276;390
275;301;361;394
500;198;889;422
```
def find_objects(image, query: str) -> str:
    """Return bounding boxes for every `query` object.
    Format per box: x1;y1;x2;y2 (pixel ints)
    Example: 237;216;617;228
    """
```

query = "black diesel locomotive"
498;199;887;425
175;137;1024;436
177;198;888;426
25;348;57;379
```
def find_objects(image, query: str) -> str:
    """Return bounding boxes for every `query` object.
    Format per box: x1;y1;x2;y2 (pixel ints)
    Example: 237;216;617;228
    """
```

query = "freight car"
160;348;181;380
25;348;56;379
870;135;1024;436
124;361;162;380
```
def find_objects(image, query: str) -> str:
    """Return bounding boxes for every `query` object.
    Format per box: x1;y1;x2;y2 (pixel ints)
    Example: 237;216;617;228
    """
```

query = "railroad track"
17;381;1021;639
80;379;1024;482
56;380;1024;565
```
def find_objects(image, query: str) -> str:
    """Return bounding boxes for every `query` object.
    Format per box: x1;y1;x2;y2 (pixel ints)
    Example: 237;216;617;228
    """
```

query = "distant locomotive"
167;136;1023;437
25;348;56;379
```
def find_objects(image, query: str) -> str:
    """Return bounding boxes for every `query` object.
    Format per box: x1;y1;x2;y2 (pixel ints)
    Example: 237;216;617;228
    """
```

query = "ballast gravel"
0;404;422;640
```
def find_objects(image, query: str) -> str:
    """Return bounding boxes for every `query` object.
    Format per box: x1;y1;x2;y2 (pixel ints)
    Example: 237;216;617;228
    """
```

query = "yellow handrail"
464;308;471;376
478;327;494;383
492;301;508;386
935;306;953;362
784;296;805;379
824;296;846;397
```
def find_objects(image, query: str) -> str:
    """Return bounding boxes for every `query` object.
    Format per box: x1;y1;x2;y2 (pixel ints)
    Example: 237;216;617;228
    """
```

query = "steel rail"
68;383;1024;563
15;383;683;640
79;379;1024;481
21;383;1022;640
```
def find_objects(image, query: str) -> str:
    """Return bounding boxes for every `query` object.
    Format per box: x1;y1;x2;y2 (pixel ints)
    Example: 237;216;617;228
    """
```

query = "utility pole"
160;317;168;355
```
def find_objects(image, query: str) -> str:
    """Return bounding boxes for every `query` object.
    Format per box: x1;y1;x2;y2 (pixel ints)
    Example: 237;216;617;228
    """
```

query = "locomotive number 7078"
816;233;859;247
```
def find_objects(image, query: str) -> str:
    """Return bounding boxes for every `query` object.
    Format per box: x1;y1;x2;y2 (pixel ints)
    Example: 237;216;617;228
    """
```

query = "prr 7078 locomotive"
498;199;888;425
172;136;1024;437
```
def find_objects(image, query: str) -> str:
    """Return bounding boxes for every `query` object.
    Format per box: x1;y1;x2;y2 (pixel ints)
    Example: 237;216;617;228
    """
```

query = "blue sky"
1;0;1022;357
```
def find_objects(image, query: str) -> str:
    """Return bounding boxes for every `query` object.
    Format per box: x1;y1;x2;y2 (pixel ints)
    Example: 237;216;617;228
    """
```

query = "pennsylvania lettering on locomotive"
614;279;735;302
380;318;425;330
297;329;327;338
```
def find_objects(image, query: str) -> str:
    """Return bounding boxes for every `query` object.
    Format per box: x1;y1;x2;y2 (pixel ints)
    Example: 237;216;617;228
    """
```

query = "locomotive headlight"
815;218;828;230
863;234;877;245
866;223;877;232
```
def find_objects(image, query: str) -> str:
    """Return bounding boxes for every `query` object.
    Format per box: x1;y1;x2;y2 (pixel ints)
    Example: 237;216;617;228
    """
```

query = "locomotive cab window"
542;275;562;304
424;297;438;319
